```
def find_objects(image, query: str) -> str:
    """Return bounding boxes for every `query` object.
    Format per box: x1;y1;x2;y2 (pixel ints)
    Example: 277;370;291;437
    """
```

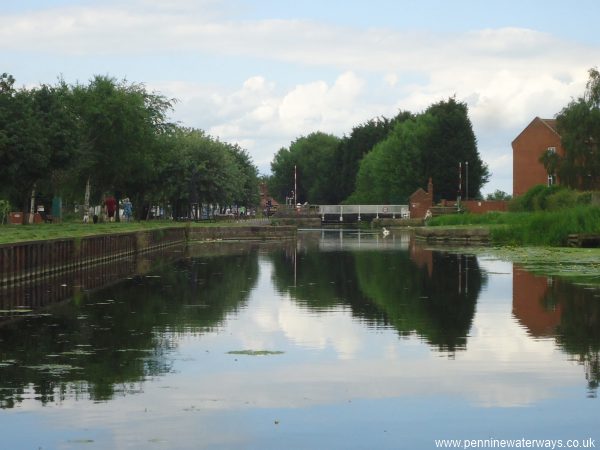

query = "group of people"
86;194;133;223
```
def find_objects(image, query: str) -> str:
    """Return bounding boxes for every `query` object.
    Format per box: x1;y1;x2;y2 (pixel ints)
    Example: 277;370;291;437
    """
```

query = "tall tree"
71;75;174;211
0;74;48;211
422;98;488;201
332;111;413;204
547;68;600;190
349;98;488;203
269;132;340;204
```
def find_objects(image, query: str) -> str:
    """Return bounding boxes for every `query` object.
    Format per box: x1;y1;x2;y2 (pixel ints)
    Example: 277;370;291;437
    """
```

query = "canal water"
0;230;598;449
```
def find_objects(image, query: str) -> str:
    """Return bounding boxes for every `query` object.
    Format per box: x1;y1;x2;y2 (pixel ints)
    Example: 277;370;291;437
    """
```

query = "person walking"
104;194;117;222
123;198;133;222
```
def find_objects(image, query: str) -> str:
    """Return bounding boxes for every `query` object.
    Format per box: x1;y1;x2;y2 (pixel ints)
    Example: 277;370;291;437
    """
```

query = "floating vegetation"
443;246;600;286
24;364;82;375
0;360;16;367
0;309;33;314
61;349;95;356
227;350;284;356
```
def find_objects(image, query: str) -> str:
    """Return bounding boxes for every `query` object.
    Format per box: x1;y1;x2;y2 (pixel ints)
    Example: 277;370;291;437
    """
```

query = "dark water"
0;230;598;449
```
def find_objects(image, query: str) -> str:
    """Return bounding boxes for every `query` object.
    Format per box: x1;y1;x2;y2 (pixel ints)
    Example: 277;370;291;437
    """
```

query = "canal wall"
0;225;296;288
414;227;491;245
187;225;297;241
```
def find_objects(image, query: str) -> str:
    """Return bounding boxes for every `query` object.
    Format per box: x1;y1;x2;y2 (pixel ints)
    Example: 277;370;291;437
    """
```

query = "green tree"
422;98;489;201
269;132;340;204
549;68;600;190
159;127;258;219
0;74;48;211
349;98;488;204
349;115;426;203
30;81;84;200
71;75;174;213
332;112;413;204
485;190;512;201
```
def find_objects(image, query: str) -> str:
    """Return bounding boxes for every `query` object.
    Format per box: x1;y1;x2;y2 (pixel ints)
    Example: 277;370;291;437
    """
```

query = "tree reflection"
512;268;600;396
551;281;600;396
0;244;260;408
270;237;485;353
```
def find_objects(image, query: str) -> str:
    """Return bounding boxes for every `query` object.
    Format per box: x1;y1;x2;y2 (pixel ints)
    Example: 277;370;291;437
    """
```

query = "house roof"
512;117;561;145
539;118;559;134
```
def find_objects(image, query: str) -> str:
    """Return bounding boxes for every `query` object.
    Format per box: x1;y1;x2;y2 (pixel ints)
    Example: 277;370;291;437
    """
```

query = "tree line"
268;97;490;205
541;68;600;191
0;73;259;220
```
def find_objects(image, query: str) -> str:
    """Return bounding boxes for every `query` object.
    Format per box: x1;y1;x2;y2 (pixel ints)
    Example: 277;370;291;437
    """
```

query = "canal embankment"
0;225;296;288
414;227;491;245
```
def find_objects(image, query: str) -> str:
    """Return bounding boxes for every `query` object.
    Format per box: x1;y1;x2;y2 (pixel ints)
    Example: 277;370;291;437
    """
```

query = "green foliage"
490;206;600;246
486;190;512;201
331;112;412;203
269;132;340;204
429;202;600;247
0;73;261;219
545;68;600;190
509;185;592;212
349;115;427;203
349;98;488;204
0;199;9;224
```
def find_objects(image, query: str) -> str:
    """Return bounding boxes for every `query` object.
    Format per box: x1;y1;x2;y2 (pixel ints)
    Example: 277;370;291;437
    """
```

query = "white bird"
382;227;390;237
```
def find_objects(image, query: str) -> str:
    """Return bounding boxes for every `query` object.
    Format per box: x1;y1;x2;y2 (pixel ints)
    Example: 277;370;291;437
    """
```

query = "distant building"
409;178;434;219
259;182;279;211
512;117;564;197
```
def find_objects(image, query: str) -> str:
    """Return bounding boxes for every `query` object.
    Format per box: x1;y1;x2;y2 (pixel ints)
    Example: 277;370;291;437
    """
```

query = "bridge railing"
318;205;410;221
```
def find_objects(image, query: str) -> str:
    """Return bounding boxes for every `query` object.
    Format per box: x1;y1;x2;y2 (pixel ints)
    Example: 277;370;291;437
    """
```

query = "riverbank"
0;219;271;245
426;205;600;247
0;224;295;288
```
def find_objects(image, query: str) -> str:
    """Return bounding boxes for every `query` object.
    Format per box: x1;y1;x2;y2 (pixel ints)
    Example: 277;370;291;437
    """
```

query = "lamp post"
294;165;297;206
465;161;469;201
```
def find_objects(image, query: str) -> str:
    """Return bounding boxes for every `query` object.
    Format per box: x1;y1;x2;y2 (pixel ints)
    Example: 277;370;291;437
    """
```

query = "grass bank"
0;219;269;244
428;205;600;246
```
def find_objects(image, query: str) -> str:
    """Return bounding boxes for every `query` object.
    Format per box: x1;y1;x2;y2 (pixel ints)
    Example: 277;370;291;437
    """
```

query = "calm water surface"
0;230;598;449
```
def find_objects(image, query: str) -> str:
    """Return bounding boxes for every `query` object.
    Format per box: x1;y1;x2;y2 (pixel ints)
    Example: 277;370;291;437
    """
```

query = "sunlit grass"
0;219;269;244
428;206;600;246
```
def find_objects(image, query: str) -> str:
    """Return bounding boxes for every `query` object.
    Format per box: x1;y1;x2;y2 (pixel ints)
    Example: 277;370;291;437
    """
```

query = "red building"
409;178;433;219
512;117;564;197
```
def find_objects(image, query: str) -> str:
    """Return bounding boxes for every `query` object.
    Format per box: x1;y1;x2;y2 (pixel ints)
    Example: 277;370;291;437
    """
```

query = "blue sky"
3;0;600;195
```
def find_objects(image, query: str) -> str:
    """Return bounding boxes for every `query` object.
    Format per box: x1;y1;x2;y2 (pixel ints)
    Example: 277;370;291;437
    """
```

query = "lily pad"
24;364;82;375
227;350;284;356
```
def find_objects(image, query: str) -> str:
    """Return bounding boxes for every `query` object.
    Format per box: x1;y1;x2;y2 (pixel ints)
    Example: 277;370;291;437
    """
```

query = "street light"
465;161;469;201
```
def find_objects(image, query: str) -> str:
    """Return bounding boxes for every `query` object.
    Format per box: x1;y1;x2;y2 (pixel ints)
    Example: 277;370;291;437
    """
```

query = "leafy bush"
509;185;593;212
490;205;600;246
0;200;10;224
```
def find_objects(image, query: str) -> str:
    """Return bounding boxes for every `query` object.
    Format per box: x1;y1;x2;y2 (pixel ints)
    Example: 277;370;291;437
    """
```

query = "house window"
547;174;556;186
547;146;556;154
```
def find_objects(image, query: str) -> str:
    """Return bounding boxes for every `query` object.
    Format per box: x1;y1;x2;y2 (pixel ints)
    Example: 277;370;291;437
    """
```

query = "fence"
318;205;410;221
0;228;186;288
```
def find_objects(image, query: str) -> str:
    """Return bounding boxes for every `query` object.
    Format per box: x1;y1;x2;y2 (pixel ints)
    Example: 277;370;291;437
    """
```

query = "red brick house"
409;178;433;219
512;117;564;197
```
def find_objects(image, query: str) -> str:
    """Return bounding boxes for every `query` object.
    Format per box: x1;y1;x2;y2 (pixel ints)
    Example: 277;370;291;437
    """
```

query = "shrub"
509;185;583;212
0;200;10;224
545;188;578;211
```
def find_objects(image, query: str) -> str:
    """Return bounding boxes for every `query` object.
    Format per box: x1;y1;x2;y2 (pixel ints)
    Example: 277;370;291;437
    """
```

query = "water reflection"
513;267;600;396
0;231;599;449
0;242;261;408
271;230;485;353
